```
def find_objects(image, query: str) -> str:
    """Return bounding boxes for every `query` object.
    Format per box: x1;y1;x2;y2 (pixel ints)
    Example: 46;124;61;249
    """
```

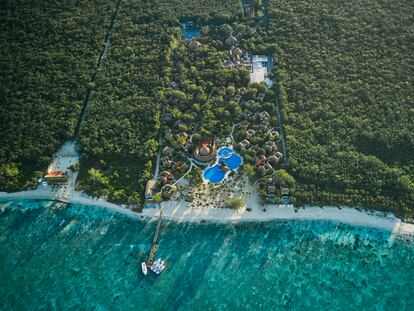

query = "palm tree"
153;192;163;208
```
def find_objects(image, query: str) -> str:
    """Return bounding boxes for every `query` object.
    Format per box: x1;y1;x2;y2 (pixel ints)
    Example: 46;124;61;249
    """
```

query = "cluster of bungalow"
160;146;189;172
242;0;259;17
145;171;176;208
236;108;284;176
262;177;290;204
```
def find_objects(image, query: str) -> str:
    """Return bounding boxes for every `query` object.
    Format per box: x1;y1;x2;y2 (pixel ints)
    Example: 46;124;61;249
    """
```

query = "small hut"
281;187;289;195
259;111;270;120
268;155;279;166
230;46;243;62
267;185;276;194
225;33;238;47
257;93;265;102
255;154;267;167
175;161;189;171
162;146;174;157
238;139;251;149
44;171;68;184
246;99;256;108
268;130;280;140
162;158;173;168
185;190;195;202
188;40;202;50
257;165;266;177
160;171;173;184
246;129;256;137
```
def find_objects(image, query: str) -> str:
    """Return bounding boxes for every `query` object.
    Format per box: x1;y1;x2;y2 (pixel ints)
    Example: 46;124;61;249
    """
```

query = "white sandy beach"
1;188;414;236
3;141;411;235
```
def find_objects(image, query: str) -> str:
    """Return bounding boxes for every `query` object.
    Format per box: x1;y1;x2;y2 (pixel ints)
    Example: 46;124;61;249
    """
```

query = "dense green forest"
157;0;243;23
0;0;117;190
76;0;171;204
258;0;414;217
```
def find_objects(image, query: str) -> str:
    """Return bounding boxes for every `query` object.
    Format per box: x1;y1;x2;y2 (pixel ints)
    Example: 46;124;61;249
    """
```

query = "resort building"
230;46;243;62
162;184;177;199
225;33;239;47
246;99;256;108
268;185;276;194
260;120;270;130
194;140;216;162
275;151;284;160
242;0;258;17
268;129;280;140
259;111;270;120
255;154;267;167
160;171;174;185
185;190;195;202
264;141;277;153
281;187;289;195
241;120;250;128
181;141;190;152
162;146;174;157
258;165;266;176
246;129;256;137
264;162;274;175
237;87;247;94
43;171;68;184
238;139;251;149
265;184;277;203
162;158;173;168
257;92;265;102
225;49;252;71
268;155;279;166
250;55;273;87
145;179;157;200
175;161;188;172
244;109;253;118
266;194;276;204
280;187;290;204
188;40;202;50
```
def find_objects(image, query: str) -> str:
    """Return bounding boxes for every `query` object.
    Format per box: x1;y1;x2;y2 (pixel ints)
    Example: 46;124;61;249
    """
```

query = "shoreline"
1;189;413;235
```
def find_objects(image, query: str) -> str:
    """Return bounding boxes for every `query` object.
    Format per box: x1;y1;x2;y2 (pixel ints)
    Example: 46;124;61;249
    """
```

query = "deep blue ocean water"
1;200;414;310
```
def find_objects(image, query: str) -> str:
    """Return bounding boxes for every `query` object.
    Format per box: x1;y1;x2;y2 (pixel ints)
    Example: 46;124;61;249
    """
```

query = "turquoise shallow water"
1;200;414;310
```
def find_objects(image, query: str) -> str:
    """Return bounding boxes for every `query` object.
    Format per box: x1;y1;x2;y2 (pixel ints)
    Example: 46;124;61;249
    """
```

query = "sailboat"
141;262;148;275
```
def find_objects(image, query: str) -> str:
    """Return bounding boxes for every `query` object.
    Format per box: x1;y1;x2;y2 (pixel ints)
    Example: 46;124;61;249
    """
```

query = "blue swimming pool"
225;153;242;170
203;165;226;184
183;29;201;40
203;147;243;184
217;147;232;158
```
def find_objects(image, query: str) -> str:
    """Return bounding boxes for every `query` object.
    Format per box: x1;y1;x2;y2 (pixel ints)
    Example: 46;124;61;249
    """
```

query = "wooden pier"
146;209;163;266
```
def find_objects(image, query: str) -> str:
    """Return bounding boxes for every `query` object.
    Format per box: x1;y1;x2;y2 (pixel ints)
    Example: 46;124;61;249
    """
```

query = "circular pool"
217;147;233;158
